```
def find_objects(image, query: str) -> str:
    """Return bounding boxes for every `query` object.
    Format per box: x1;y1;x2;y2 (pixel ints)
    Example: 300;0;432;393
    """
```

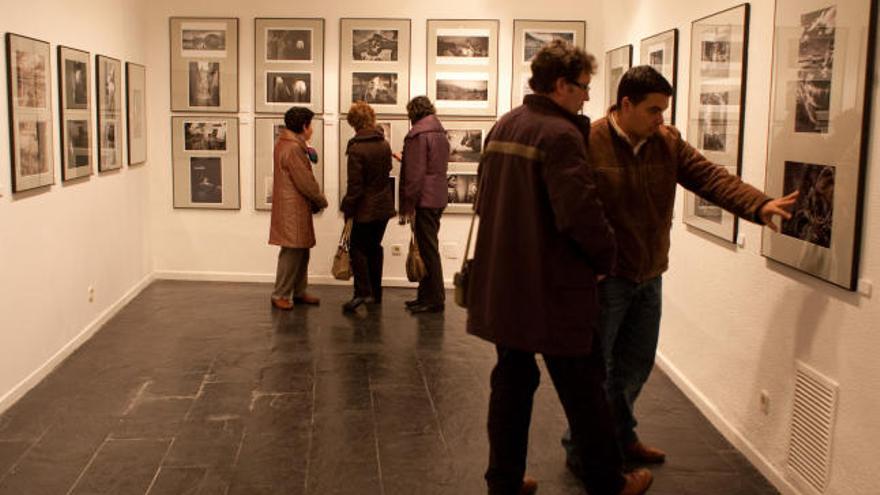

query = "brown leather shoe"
619;468;653;495
293;293;320;305
271;297;293;310
625;440;666;464
518;476;538;495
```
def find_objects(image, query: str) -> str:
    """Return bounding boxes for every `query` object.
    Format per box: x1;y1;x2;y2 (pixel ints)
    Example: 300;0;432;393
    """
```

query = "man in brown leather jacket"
468;41;652;495
561;66;798;468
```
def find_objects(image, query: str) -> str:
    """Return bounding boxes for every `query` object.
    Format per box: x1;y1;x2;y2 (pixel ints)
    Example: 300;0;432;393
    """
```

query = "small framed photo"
604;44;632;112
427;20;498;117
512;20;586;108
58;45;93;180
126;62;147;165
96;55;123;171
171;116;240;209
441;119;492;213
338;118;408;209
640;28;678;125
255;18;324;113
254;117;324;211
170;17;239;112
6;33;54;192
340;18;410;115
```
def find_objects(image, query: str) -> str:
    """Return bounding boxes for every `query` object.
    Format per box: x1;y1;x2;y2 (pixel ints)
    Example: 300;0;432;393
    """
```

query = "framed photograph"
761;0;876;290
427;20;499;117
340;18;410;115
640;28;678;125
58;45;93;180
442;119;492;213
126;62;147;165
512;20;586;108
96;55;123;171
683;4;750;242
170;17;239;112
254;117;324;211
6;33;54;192
605;44;632;111
338;118;408;209
255;18;324;114
171;116;240;209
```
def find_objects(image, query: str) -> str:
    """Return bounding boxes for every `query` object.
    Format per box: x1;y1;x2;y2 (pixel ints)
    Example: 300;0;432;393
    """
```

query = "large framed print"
340;18;411;115
442;119;492;213
427;20;499;117
762;0;876;290
640;28;679;125
605;44;632;111
170;17;239;113
338;118;408;209
512;20;586;108
96;55;123;171
683;4;750;242
58;45;93;180
126;62;147;165
6;33;54;192
254;117;324;211
255;18;324;114
171;116;240;209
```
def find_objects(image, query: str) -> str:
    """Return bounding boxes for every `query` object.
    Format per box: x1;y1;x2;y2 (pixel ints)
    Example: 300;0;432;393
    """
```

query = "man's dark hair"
406;95;436;124
528;40;597;94
616;65;673;107
284;106;314;133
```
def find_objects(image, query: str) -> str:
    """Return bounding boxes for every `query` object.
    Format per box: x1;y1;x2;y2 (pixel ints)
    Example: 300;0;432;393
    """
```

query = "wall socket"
87;286;95;303
390;244;402;256
759;389;770;415
441;242;459;259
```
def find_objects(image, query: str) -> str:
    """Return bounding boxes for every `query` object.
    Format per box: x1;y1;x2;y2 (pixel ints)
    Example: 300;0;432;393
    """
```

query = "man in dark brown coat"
467;41;652;495
560;66;798;468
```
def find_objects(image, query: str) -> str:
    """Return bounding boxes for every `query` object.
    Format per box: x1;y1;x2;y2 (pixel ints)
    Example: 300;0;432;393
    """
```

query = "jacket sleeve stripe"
485;141;546;162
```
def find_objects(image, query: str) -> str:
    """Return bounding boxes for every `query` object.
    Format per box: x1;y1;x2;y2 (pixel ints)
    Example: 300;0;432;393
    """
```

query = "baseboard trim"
153;270;446;289
0;272;156;416
655;351;801;495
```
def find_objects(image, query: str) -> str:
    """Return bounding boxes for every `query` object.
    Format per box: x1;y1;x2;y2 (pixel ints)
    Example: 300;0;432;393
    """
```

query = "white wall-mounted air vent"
787;360;839;494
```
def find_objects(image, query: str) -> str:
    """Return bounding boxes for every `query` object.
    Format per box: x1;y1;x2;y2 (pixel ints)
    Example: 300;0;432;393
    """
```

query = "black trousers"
486;344;625;495
350;219;388;300
414;208;444;305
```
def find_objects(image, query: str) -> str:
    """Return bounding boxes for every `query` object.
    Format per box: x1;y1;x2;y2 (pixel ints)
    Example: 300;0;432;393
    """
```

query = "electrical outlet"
391;244;402;256
442;242;459;259
759;390;770;415
87;286;95;303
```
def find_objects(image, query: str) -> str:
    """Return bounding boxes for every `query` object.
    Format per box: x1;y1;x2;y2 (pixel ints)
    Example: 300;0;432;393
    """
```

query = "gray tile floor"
0;281;779;494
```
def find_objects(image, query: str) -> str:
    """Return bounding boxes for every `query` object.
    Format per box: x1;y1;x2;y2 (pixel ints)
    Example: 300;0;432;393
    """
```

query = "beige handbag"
331;219;353;281
405;222;427;282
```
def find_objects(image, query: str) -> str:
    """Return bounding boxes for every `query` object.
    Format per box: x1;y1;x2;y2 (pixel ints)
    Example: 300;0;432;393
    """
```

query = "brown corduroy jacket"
589;115;771;282
269;130;328;248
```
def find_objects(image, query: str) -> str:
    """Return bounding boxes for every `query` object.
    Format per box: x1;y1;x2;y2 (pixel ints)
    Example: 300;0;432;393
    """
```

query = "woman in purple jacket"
398;96;450;313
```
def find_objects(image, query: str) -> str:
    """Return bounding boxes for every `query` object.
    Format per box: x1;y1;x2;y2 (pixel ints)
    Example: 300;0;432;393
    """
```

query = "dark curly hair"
406;95;436;124
528;40;597;94
284;106;314;133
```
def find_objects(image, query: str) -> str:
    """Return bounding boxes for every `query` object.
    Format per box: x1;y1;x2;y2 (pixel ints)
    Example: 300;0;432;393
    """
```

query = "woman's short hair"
528;40;597;94
284;106;314;133
346;101;376;131
406;95;436;124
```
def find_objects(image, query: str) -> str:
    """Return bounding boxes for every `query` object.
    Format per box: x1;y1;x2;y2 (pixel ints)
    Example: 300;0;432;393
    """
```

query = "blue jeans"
562;276;662;460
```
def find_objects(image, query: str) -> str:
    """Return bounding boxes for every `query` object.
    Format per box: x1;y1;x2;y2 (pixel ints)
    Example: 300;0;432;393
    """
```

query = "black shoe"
405;299;422;308
365;296;381;306
343;297;366;312
408;303;444;314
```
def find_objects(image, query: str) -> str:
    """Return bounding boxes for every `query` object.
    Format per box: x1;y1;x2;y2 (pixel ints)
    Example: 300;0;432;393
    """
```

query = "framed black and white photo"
605;44;632;112
442;119;492;213
762;0;876;290
254;117;324;211
96;55;123;171
255;18;324;114
6;33;54;192
171;116;240;209
170;17;238;113
683;4;749;242
640;28;678;125
338;118;408;209
427;20;498;117
58;45;93;180
126;62;147;165
512;20;586;108
340;18;410;115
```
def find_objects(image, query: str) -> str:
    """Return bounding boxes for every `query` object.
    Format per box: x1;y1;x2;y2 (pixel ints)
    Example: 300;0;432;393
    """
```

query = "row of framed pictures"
171;117;488;215
602;0;875;291
5;33;148;193
168;17;586;117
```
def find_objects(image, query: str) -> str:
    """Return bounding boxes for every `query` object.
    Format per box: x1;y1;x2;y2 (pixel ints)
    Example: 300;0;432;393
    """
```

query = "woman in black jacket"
340;101;396;312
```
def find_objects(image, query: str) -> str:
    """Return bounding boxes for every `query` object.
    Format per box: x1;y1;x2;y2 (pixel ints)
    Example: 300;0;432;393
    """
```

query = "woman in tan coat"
269;107;328;309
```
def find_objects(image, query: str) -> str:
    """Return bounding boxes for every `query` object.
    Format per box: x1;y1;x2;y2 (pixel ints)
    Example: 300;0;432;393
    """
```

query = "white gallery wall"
0;0;152;411
599;0;880;494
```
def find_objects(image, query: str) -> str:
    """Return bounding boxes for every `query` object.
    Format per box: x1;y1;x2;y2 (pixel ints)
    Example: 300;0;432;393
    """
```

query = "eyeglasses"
568;80;590;91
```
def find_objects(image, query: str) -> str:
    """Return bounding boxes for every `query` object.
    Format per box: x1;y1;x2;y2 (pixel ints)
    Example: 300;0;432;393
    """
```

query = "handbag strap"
339;219;353;250
460;172;483;271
